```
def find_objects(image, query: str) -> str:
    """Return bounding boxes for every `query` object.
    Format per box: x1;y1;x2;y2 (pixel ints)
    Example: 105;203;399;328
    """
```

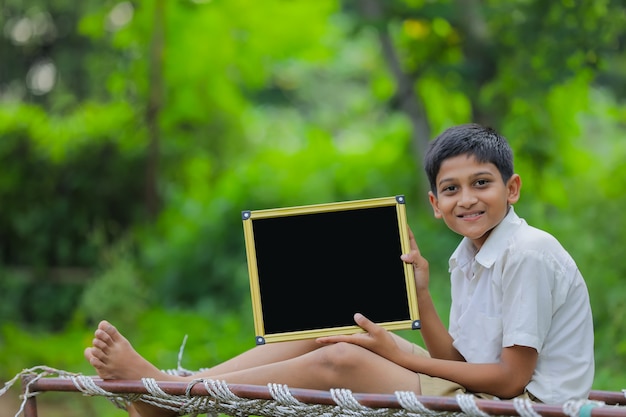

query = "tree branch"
359;0;431;193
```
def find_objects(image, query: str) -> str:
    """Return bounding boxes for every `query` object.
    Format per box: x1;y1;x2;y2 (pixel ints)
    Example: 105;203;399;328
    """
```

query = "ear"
506;174;522;204
428;191;443;219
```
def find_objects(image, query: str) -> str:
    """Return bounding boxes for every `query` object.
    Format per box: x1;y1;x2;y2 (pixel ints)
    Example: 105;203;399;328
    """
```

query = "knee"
315;342;363;371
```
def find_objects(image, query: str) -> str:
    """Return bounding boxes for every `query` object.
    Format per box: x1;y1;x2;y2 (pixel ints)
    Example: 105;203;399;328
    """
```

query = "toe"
98;320;112;331
99;320;123;343
94;328;114;345
89;355;106;370
92;337;109;352
84;347;94;361
89;345;108;363
85;347;105;369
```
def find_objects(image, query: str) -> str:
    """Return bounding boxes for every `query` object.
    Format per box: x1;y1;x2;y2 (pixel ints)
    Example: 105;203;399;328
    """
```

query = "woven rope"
396;390;453;416
1;366;86;417
562;399;606;417
70;374;111;396
513;397;542;417
268;383;303;406
4;367;626;417
456;394;491;417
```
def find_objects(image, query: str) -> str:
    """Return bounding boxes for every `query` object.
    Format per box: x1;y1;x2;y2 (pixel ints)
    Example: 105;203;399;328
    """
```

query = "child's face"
428;154;521;250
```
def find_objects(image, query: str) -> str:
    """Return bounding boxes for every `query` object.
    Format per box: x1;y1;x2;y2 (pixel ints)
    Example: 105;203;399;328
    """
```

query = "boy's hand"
316;313;403;364
400;227;430;292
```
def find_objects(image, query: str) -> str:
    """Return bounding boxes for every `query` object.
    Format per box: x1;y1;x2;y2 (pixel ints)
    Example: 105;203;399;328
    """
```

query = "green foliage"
0;103;147;329
0;267;85;331
0;102;145;264
1;0;626;401
138;121;418;310
78;239;150;330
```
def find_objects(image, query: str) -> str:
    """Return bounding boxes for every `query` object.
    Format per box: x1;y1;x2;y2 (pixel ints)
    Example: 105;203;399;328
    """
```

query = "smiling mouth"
457;211;484;219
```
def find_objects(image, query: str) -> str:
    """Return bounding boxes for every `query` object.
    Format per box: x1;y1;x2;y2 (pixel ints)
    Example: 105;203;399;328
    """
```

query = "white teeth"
461;212;482;218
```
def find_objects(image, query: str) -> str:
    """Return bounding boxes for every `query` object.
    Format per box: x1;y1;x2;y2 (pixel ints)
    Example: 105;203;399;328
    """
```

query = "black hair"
424;123;514;195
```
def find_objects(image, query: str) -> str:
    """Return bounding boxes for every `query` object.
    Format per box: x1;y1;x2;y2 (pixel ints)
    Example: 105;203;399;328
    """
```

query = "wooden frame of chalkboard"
241;195;420;345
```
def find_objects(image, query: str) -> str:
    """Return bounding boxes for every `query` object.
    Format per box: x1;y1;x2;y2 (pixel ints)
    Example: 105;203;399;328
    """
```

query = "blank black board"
241;195;420;344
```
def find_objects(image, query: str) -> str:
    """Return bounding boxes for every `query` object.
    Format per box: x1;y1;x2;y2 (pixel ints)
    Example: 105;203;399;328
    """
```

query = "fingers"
316;313;375;345
316;334;349;344
353;312;375;332
400;226;429;271
400;227;420;262
407;227;417;249
401;249;423;267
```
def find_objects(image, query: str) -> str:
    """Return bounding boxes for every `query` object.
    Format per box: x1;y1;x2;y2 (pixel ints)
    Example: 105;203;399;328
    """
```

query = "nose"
457;189;477;208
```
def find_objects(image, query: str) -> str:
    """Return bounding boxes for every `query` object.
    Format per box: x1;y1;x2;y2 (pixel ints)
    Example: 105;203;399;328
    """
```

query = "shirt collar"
450;206;522;270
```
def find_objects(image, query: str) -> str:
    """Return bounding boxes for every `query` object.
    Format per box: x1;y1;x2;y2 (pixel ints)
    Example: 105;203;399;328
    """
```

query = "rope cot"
4;367;626;417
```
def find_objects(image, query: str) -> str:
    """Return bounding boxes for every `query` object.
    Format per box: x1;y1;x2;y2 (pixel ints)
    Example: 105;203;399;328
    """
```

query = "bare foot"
84;321;182;417
84;320;166;380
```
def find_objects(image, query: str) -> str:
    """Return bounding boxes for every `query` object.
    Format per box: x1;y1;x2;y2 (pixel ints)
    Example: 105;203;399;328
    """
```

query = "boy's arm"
320;314;538;399
402;228;464;361
403;343;538;399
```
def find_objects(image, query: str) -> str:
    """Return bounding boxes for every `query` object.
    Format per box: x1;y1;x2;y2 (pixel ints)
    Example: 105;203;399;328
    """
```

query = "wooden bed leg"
21;374;38;417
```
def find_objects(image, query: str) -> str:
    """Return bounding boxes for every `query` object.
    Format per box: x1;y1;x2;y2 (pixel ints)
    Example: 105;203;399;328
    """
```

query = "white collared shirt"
448;207;594;404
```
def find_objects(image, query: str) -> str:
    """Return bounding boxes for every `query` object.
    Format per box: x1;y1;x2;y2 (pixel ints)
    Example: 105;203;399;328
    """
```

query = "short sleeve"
500;248;557;351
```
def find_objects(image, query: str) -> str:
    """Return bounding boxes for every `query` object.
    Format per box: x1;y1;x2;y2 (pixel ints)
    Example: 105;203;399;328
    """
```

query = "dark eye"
475;179;489;187
441;185;457;194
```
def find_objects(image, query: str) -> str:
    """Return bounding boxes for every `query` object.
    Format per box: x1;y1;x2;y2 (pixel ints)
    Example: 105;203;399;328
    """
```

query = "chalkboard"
241;195;420;344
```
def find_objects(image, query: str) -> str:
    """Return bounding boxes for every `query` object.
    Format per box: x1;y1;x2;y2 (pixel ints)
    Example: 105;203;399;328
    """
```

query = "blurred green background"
1;0;625;415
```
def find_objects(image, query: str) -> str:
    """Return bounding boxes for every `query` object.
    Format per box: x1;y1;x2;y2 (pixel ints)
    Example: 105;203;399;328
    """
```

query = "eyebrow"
437;171;496;187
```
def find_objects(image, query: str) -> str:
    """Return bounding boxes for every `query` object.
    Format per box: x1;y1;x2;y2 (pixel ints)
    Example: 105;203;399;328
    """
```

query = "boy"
85;123;594;417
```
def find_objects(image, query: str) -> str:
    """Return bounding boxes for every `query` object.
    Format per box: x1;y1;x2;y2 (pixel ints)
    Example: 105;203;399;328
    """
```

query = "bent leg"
84;320;322;380
84;321;421;416
196;327;417;380
84;321;323;417
198;342;422;394
202;337;321;375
